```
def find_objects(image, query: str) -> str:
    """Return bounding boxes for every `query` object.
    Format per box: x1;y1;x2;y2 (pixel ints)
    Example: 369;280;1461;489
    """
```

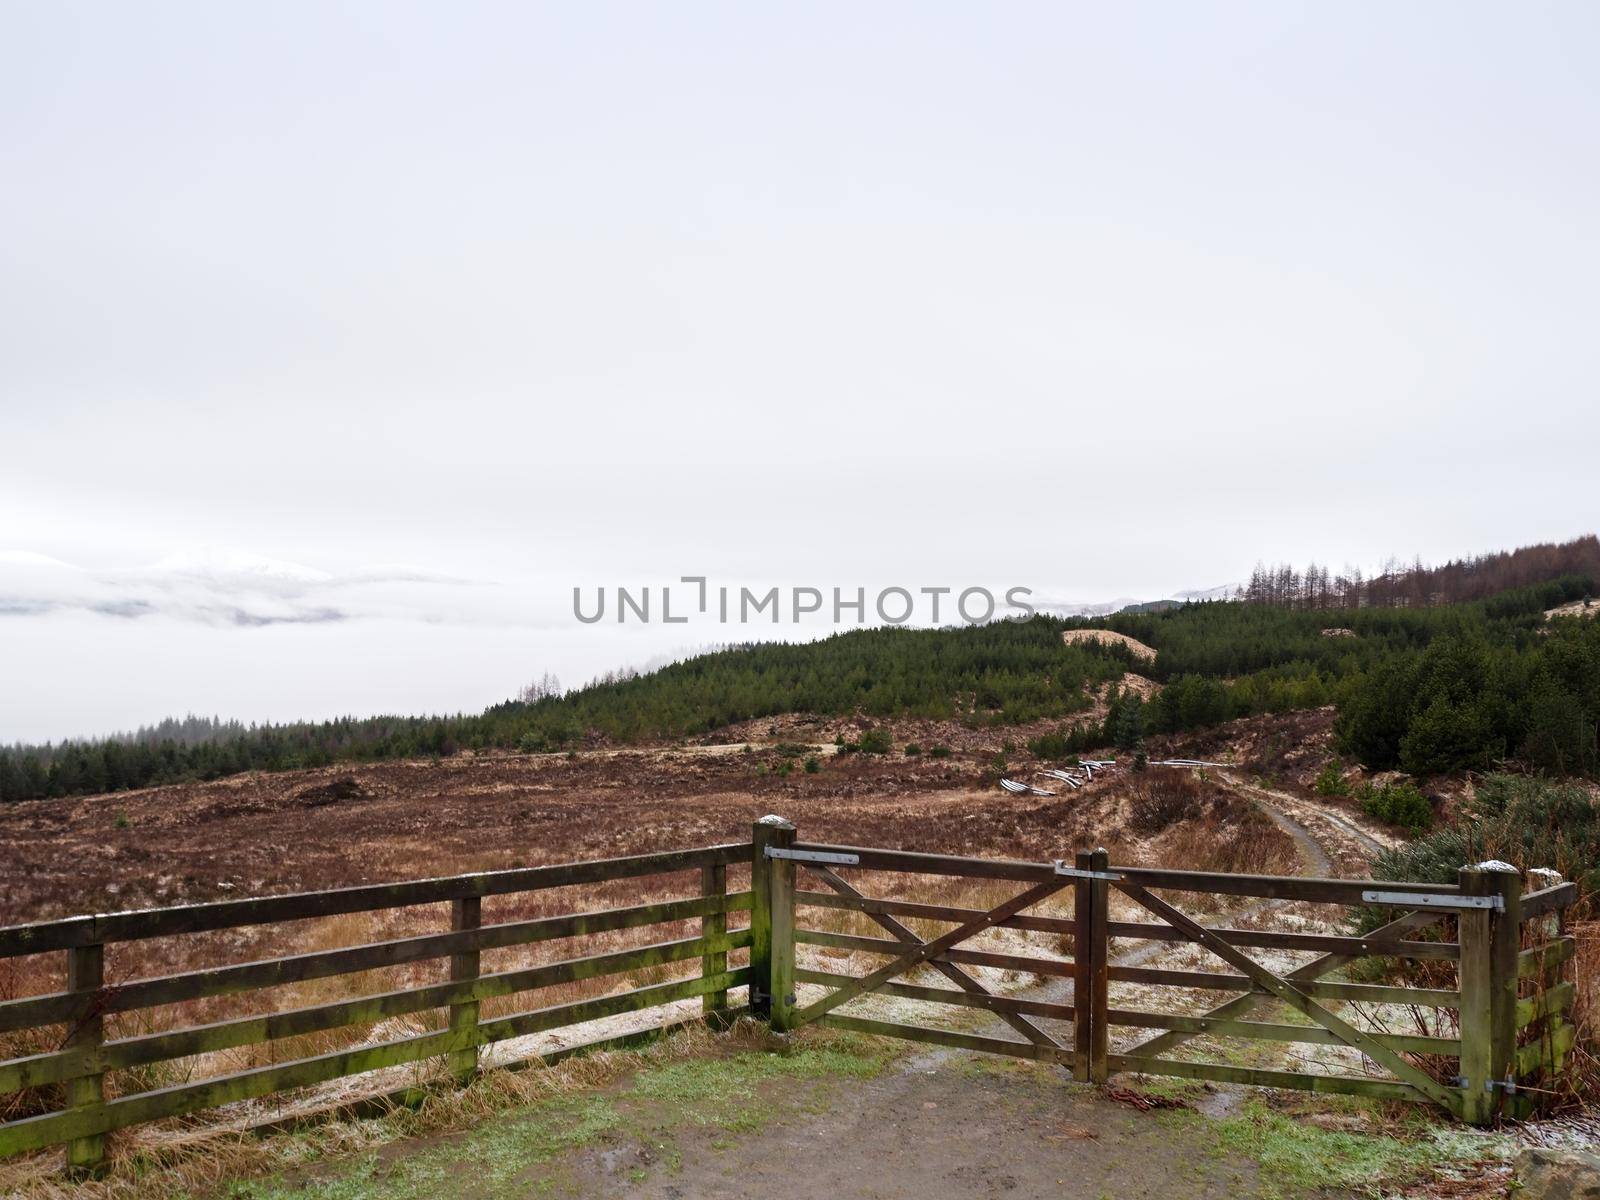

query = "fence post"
1071;850;1095;1082
447;896;481;1085
1087;848;1111;1084
1487;865;1523;1110
701;862;729;1022
64;942;106;1179
1457;864;1520;1123
750;816;795;1030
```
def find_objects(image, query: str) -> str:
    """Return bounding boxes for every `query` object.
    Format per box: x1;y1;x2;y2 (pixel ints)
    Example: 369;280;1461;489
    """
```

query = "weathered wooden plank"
0;931;753;1095
477;968;749;1043
1516;1020;1576;1076
1087;848;1110;1084
1488;868;1523;1107
701;864;728;1017
748;818;787;1020
937;946;1076;978
1109;921;1457;960
0;891;752;1034
1107;1055;1435;1104
1520;882;1578;921
1111;865;1461;906
1105;1008;1460;1055
0;843;752;958
800;940;1465;1004
1114;881;1459;1111
797;929;1081;980
1108;964;1459;1007
447;897;480;1084
791;879;1065;1027
1457;866;1497;1124
794;969;1074;1021
790;842;1463;906
1071;850;1093;1082
804;865;1065;1051
796;890;1076;936
787;843;1056;883
1519;937;1576;980
768;825;798;1034
1517;982;1575;1029
819;1014;1076;1067
64;944;105;1178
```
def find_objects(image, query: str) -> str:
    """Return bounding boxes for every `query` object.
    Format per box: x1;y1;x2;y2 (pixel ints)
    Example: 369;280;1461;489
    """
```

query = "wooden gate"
752;817;1578;1124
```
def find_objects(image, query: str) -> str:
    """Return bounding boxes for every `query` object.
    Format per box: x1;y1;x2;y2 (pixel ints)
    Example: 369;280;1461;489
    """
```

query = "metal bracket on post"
763;847;860;866
1053;860;1122;882
1360;889;1503;912
1459;1074;1518;1095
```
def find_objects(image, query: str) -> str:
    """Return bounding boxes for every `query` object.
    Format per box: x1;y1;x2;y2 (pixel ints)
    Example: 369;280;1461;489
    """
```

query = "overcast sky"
2;2;1597;742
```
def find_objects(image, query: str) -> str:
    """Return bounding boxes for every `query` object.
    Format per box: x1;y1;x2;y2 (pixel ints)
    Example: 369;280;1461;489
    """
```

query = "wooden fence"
0;817;1581;1176
0;842;753;1176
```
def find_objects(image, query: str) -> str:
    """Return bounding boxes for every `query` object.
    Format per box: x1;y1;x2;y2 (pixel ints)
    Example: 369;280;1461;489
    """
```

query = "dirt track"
564;1054;1282;1200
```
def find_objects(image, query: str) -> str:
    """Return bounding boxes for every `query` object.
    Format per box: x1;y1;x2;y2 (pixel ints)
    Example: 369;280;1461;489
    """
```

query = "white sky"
2;2;1597;742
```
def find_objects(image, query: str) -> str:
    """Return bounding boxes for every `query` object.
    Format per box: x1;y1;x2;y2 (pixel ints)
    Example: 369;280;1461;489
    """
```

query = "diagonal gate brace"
1114;880;1459;1111
805;865;1068;1052
793;878;1067;1027
1127;907;1446;1060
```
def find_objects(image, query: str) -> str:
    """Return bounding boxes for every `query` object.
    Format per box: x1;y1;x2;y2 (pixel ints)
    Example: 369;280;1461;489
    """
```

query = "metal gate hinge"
1454;1075;1518;1095
763;847;860;865
1053;861;1122;881
1360;889;1503;912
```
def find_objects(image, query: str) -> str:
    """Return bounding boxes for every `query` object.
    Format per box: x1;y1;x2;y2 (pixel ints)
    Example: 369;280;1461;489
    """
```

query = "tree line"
1241;534;1599;611
0;620;1136;802
4;547;1596;805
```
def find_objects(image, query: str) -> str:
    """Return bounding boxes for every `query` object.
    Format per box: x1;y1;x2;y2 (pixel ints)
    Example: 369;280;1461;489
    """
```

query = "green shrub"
929;744;951;759
803;756;820;774
1110;693;1145;751
1368;774;1600;911
858;729;893;755
1359;780;1433;832
1027;721;1109;761
904;743;922;757
1313;763;1350;797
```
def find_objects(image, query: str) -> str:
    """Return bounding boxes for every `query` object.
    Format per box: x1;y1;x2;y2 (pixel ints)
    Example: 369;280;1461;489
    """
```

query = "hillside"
3;559;1597;804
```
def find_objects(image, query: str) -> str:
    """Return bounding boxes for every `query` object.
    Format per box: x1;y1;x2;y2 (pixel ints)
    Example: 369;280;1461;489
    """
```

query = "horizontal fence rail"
0;843;754;1174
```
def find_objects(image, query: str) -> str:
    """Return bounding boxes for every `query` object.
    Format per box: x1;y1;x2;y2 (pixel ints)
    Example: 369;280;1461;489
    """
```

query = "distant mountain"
1035;583;1241;619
